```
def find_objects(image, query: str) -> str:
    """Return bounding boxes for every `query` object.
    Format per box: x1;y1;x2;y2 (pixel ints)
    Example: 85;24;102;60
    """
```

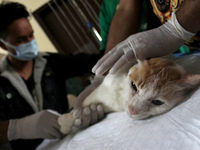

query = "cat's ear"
175;74;200;98
136;58;146;65
181;74;200;87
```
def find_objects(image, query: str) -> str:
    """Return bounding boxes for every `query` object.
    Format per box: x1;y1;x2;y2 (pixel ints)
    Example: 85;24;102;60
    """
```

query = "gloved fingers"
94;49;125;75
109;57;129;74
123;47;135;61
42;114;63;139
73;92;86;110
47;109;61;116
81;107;92;128
74;119;82;128
74;107;91;129
73;107;82;119
97;104;104;120
53;119;62;131
90;104;98;125
48;127;63;139
73;104;104;129
41;111;63;139
109;50;135;74
44;111;61;130
92;49;115;73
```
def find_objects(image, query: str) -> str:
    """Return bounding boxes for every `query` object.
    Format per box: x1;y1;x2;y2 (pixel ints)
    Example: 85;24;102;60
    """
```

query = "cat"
58;57;200;134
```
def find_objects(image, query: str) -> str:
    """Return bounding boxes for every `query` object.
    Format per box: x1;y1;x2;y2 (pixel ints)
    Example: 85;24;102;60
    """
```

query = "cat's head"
124;58;200;120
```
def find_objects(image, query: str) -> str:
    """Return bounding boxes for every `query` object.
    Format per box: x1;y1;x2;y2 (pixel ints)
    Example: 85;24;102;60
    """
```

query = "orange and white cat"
58;57;200;134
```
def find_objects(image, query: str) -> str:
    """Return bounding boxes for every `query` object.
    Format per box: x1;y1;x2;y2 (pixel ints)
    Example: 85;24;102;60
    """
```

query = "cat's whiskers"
155;106;161;114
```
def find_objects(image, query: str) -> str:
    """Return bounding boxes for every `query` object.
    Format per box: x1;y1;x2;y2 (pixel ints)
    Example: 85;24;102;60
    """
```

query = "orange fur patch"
129;58;183;90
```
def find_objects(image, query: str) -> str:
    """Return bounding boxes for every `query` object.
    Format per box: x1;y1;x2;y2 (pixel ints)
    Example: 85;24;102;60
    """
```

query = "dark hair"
0;1;30;38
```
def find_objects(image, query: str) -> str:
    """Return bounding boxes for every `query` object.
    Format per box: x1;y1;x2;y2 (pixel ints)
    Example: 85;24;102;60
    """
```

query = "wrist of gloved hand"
131;11;195;60
92;12;195;75
8;110;63;141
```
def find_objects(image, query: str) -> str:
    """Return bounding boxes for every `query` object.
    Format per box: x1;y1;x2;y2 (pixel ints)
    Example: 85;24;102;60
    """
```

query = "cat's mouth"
128;113;150;120
128;106;150;120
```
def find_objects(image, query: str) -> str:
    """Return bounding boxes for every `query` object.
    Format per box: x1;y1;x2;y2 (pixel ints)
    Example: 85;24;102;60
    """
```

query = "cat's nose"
128;106;138;115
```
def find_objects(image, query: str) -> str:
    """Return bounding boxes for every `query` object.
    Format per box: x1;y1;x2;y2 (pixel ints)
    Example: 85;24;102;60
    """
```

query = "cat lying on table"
58;57;200;134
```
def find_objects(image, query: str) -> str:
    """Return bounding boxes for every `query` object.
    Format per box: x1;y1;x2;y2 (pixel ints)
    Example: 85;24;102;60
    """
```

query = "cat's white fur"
82;64;130;113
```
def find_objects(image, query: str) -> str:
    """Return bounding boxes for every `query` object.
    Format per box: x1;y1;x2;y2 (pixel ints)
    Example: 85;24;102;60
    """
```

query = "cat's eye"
131;82;137;91
152;100;164;106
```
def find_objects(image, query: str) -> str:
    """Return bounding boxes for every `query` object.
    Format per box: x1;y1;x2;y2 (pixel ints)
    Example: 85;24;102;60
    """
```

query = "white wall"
0;0;57;54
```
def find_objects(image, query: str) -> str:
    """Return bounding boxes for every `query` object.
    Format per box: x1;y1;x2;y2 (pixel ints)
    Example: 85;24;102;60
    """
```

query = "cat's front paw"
58;112;75;134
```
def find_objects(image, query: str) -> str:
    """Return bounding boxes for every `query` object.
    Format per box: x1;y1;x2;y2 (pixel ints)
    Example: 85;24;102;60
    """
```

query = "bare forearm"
177;0;200;33
0;121;9;142
105;0;144;53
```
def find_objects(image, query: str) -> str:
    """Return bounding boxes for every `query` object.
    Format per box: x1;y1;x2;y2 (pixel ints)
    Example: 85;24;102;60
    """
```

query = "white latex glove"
73;76;104;128
8;110;62;140
92;12;195;75
58;77;105;134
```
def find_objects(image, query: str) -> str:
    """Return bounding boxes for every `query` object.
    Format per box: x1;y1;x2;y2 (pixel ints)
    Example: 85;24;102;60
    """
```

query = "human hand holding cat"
8;110;63;140
73;77;103;115
58;104;104;134
92;12;195;75
58;77;105;134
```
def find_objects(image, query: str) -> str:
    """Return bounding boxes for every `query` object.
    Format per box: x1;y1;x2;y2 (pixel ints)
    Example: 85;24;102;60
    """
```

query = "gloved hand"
8;110;63;140
92;12;195;75
73;76;105;128
73;103;104;129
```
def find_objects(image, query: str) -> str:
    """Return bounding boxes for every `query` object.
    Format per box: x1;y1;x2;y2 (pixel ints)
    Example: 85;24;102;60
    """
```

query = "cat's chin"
127;113;151;120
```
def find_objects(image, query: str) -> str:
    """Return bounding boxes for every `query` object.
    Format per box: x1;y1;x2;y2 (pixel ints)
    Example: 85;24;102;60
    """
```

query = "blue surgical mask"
0;39;38;61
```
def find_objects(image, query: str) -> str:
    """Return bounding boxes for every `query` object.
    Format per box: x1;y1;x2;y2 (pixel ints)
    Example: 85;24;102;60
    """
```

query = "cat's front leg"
58;111;75;134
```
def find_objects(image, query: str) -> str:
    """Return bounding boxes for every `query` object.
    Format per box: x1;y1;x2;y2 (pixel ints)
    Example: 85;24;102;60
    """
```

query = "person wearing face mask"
0;1;104;150
0;39;38;61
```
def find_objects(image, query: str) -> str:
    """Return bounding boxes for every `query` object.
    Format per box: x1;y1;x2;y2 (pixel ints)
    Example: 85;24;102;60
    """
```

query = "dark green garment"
99;0;190;53
99;0;148;51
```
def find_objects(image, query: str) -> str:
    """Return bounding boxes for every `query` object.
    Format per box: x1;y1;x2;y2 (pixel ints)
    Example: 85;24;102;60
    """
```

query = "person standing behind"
92;0;200;75
99;0;161;53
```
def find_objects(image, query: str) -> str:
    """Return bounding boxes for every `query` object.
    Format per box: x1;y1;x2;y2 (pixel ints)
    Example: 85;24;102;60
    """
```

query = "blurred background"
0;0;102;56
0;0;56;55
0;0;103;96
